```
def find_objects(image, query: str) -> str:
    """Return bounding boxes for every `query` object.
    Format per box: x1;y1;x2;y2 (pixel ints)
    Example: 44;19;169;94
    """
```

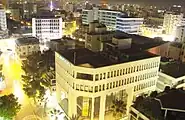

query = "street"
0;37;66;120
0;37;43;120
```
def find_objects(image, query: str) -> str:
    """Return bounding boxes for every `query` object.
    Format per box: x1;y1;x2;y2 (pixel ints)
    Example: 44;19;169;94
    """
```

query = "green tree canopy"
111;99;127;119
21;50;54;102
0;94;21;120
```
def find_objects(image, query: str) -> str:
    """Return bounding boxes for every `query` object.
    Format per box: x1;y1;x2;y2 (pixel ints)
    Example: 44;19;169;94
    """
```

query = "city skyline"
89;0;185;6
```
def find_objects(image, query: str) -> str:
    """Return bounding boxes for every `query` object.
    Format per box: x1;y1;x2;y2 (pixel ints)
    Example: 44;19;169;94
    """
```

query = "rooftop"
114;31;167;50
133;89;185;120
170;42;182;48
34;10;61;19
160;61;185;78
58;48;158;68
16;37;39;46
157;89;185;111
113;33;130;39
87;31;114;35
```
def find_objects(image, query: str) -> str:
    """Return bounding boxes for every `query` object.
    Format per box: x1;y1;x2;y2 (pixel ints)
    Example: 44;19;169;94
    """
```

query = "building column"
91;97;94;120
68;92;77;118
99;95;106;120
126;87;134;115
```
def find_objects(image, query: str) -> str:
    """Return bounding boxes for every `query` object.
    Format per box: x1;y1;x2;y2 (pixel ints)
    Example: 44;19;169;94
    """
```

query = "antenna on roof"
74;52;76;64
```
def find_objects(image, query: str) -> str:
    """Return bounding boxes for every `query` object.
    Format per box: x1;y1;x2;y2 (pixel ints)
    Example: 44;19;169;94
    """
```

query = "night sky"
90;0;185;6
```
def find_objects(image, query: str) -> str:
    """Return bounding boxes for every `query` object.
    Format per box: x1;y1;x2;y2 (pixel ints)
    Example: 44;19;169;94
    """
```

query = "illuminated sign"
82;97;89;117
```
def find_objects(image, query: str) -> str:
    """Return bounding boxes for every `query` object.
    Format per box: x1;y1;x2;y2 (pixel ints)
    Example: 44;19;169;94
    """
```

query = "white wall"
0;9;7;31
32;17;63;40
55;51;161;119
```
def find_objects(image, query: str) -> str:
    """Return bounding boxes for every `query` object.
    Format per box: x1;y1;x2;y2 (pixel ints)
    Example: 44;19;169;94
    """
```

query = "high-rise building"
55;47;160;120
0;8;7;31
169;5;182;13
32;11;63;40
175;25;185;42
15;37;40;58
116;17;144;34
82;8;143;34
163;12;183;35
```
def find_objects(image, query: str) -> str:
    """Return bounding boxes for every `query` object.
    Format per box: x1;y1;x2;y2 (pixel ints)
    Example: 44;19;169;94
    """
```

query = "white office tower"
82;8;143;34
32;11;63;40
175;26;185;42
116;17;144;34
82;8;99;25
0;9;7;31
55;48;160;120
163;12;183;35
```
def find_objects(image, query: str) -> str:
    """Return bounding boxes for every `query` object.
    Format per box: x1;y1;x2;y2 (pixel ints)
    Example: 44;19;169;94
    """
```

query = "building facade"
116;17;144;34
175;25;185;42
98;9;123;30
82;8;98;25
32;13;63;40
156;60;185;92
15;37;40;58
0;53;5;91
85;21;114;52
163;12;183;35
140;25;163;38
0;9;7;31
82;8;143;34
55;48;160;120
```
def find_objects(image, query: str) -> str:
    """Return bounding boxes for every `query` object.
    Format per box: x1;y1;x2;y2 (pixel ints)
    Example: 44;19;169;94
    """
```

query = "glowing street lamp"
50;0;53;11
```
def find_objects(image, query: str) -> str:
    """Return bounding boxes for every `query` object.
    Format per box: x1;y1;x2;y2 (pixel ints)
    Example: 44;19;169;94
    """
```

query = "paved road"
0;45;44;120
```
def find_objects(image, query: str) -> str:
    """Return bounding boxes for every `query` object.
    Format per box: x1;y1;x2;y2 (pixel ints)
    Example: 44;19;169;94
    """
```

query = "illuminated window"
107;72;110;78
80;85;83;91
119;80;121;86
110;83;112;88
127;78;129;84
135;76;137;82
116;81;118;87
114;71;116;77
99;85;101;91
128;68;130;73
120;69;122;75
95;74;99;81
115;70;118;76
113;82;115;88
103;73;106;79
95;86;98;92
107;83;109;89
76;84;79;90
111;71;113;77
103;84;105;90
100;73;102;80
89;87;93;92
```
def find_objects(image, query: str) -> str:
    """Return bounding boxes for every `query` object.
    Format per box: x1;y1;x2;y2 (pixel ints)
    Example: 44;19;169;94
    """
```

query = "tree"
71;114;79;120
164;86;171;93
22;50;54;101
150;91;158;98
134;96;144;107
0;94;21;120
111;99;127;119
